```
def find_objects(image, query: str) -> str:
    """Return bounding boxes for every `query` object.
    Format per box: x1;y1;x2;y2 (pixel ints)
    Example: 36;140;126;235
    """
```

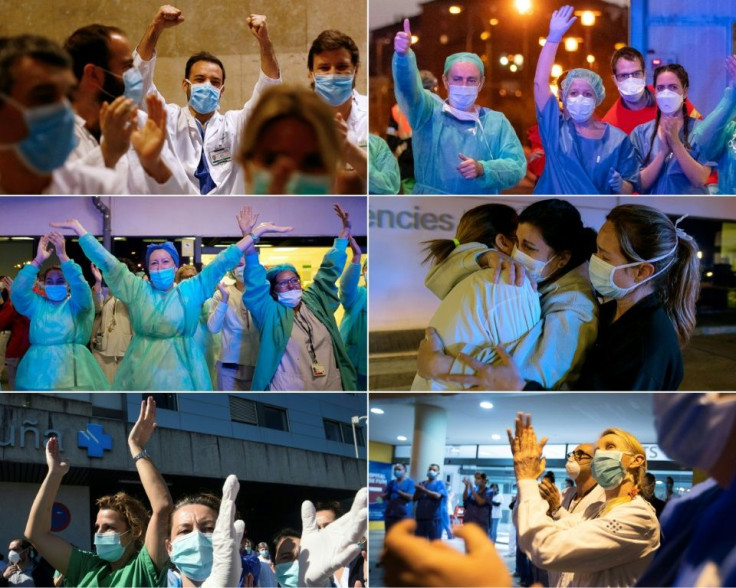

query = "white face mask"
565;458;581;480
654;394;736;472
232;266;244;282
617;77;646;101
277;289;302;308
8;550;22;564
588;243;676;299
447;84;479;111
511;245;556;282
566;95;596;122
656;89;684;115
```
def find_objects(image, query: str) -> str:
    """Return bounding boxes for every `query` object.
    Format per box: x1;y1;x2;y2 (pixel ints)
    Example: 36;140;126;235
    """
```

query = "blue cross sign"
77;424;113;458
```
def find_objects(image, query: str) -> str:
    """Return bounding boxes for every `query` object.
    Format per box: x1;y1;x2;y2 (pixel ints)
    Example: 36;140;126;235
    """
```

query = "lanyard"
293;309;318;364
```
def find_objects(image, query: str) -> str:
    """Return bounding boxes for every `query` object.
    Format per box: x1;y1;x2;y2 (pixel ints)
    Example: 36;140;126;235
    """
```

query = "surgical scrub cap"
266;263;300;286
561;68;605;106
145;241;180;268
443;52;484;77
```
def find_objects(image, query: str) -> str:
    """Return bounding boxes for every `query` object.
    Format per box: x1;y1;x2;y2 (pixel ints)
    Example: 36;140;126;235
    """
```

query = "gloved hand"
608;168;623;193
547;5;577;43
394;19;412;55
298;487;368;587
202;475;245;588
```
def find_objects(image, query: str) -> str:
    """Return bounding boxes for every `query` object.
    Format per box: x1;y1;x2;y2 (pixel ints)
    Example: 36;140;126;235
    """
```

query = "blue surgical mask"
394;469;404;479
591;450;629;489
45;284;68;301
244;546;252;554
187;81;221;114
259;549;269;558
251;167;332;195
313;74;354;107
447;84;478;111
122;67;145;105
277;289;302;308
94;530;129;562
275;560;300;588
149;267;176;291
0;94;77;175
427;470;438;479
170;531;213;582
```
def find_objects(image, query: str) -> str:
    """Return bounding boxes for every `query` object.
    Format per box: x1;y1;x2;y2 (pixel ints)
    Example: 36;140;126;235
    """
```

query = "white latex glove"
202;475;245;588
298;488;368;587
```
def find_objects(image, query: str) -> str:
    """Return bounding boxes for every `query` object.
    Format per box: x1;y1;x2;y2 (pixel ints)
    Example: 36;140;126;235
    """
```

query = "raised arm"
24;437;74;575
136;4;184;61
339;236;362;310
128;397;173;571
9;235;53;317
247;14;279;80
691;56;736;160
535;6;577;111
307;204;350;312
392;19;434;130
47;232;94;314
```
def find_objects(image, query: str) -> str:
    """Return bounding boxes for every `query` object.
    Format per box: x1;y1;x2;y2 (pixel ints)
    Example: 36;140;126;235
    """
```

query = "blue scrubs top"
463;486;492;528
535;95;640;194
415;479;447;520
384;477;416;519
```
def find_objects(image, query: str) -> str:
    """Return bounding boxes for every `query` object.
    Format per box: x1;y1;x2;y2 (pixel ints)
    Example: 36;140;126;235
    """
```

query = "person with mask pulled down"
10;232;109;391
49;207;288;391
241;204;356;391
25;397;173;587
383;464;416;534
630;64;714;194
533;6;640;194
511;413;659;587
271;488;368;588
392;19;526;194
636;394;736;587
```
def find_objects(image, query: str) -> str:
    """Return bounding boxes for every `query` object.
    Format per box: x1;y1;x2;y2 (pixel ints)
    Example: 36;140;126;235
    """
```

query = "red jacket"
602;85;700;134
0;299;31;360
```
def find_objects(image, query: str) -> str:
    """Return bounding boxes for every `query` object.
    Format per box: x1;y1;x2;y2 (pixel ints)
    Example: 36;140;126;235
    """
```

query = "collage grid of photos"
0;0;735;586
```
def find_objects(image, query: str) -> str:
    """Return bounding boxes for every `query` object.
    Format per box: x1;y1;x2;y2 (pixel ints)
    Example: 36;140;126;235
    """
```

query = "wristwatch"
132;449;151;463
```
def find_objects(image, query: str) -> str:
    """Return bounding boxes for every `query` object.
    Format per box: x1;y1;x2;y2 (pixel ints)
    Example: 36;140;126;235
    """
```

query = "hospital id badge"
311;361;326;377
209;146;231;166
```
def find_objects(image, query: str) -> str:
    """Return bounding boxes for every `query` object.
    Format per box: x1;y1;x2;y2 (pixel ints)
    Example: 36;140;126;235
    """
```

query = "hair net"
561;68;605;106
266;263;300;286
443;52;484;77
145;242;180;268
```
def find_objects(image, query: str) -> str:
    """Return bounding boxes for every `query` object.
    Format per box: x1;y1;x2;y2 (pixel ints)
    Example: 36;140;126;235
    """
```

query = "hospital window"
142;393;178;411
323;419;365;446
229;396;289;432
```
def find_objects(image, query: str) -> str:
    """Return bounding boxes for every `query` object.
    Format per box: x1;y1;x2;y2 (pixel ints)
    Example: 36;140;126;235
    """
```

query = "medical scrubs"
79;233;241;390
415;479;447;540
463;486;492;532
368;134;401;194
11;260;109;391
384;477;416;532
630;118;715;194
575;292;683;391
393;50;526;195
64;545;163;587
242;238;356;391
691;85;736;194
535;95;640;194
338;262;367;390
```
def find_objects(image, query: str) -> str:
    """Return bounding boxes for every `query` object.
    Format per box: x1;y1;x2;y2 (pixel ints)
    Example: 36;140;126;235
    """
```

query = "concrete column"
409;404;447;482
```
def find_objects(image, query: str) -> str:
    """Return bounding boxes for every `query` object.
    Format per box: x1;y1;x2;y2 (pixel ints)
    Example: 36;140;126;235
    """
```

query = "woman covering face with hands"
49;207;289;390
9;231;109;390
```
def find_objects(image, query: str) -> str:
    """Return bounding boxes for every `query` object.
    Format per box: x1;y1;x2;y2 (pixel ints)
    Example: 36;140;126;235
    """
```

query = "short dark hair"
0;35;72;95
645;472;656;484
272;528;300;552
315;500;345;518
64;24;126;82
610;46;645;75
308;30;359;70
185;52;226;84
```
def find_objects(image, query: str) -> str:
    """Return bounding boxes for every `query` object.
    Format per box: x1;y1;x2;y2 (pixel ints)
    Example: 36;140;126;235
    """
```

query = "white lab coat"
346;90;368;150
514;479;659;587
135;50;281;194
206;283;260;367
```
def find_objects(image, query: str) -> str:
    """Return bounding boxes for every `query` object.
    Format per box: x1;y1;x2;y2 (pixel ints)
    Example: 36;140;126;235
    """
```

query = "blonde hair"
96;492;149;551
237;85;341;180
599;428;646;513
175;264;197;283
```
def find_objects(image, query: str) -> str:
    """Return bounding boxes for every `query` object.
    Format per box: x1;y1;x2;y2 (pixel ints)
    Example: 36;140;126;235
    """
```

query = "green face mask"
275;560;300;587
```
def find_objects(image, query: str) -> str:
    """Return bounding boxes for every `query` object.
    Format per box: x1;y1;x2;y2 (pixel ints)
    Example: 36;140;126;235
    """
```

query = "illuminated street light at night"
411;35;419;44
513;53;524;65
515;0;532;15
480;30;491;41
510;64;518;72
576;9;601;26
539;36;547;46
565;37;580;52
489;18;499;26
440;34;449;44
500;55;509;65
449;5;462;14
586;54;595;64
551;63;563;77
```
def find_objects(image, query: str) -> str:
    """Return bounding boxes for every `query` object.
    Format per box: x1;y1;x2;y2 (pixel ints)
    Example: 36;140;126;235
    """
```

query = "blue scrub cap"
266;263;300;286
443;52;484;77
145;241;180;268
561;68;605;106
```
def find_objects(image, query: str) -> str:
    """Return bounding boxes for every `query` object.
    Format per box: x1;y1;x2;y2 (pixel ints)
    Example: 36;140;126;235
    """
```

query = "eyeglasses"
275;277;301;289
567;450;593;461
615;70;645;82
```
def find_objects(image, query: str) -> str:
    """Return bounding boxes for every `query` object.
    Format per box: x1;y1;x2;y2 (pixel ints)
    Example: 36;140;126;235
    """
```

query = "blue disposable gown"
79;233;241;390
690;85;736;194
369;134;401;194
535;95;640;194
393;50;526;195
630;118;715;194
11;260;109;390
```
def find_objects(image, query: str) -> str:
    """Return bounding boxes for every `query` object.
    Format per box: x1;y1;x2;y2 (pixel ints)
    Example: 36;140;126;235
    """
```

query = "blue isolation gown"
630;118;715;194
535;95;640;194
368;134;401;194
11;260;109;390
690;85;736;194
79;233;241;390
393;50;526;195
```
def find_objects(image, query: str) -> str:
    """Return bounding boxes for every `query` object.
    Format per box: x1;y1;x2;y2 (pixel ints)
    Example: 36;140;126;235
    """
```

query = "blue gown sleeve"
78;233;145;307
310;238;348;314
61;260;93;316
479;113;527;190
393;50;435;131
9;263;41;318
369;135;401;194
241;252;276;331
691;86;736;161
339;262;361;311
614;134;641;189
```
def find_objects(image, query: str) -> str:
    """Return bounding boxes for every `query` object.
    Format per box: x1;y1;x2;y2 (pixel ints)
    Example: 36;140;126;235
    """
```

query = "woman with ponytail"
630;64;714;193
510;413;659;587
